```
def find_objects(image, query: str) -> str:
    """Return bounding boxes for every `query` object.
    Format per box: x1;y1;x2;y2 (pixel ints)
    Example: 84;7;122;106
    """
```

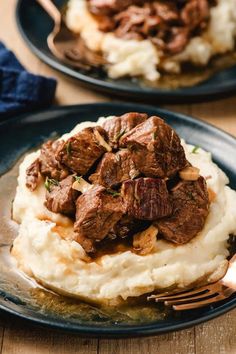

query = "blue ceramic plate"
0;103;236;337
16;0;236;103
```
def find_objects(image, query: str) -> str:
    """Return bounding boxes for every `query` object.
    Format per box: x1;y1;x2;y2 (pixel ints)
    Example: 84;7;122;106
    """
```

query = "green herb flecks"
192;146;200;154
187;191;195;201
115;153;121;162
44;177;59;192
48;131;59;140
66;141;72;156
152;131;157;140
74;175;82;183
107;190;121;197
115;129;126;142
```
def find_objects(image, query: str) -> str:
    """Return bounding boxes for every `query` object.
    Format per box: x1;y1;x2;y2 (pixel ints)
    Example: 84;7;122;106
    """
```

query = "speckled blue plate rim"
1;102;236;141
15;0;236;103
0;102;236;338
1;294;236;338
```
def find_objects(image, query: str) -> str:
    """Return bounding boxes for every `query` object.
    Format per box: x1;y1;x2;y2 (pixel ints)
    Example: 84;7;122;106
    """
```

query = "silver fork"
148;254;236;311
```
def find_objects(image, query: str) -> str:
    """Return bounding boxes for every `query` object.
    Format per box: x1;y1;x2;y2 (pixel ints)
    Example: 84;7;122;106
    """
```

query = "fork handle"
36;0;61;26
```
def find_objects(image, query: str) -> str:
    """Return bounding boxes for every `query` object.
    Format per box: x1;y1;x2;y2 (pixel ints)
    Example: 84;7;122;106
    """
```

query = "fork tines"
148;285;235;311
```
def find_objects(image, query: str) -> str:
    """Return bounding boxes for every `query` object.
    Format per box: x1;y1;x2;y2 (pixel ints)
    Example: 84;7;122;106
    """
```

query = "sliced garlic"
94;130;112;152
72;177;92;193
133;225;158;255
179;166;200;181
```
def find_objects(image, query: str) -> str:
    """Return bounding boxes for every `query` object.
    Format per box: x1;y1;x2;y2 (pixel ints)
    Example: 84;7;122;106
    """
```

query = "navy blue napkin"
0;42;57;118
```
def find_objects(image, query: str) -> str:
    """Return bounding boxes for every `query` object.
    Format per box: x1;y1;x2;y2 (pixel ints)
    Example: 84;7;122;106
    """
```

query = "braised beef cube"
110;215;135;239
181;0;210;30
121;116;188;178
155;176;210;244
102;112;148;149
74;185;124;252
164;27;190;55
152;2;178;22
40;140;69;181
26;158;41;191
108;215;150;239
122;177;172;220
89;149;139;188
56;127;109;175
45;175;79;215
25;140;69;191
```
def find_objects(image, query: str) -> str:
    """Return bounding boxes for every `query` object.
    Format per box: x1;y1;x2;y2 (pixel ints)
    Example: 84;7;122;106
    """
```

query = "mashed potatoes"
66;0;236;81
11;117;236;304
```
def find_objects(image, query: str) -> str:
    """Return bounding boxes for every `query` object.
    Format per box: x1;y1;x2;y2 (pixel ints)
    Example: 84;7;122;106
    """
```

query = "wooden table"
1;2;236;353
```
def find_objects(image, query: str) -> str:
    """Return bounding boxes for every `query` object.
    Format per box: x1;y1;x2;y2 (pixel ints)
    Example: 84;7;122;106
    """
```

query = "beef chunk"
152;1;179;23
26;158;41;191
108;215;149;239
155;176;210;244
74;185;124;252
56;126;109;175
122;177;172;220
121;116;188;178
102;112;148;149
111;215;137;239
163;27;190;55
25;140;69;192
40;140;69;181
45;175;79;215
181;0;210;30
89;149;139;188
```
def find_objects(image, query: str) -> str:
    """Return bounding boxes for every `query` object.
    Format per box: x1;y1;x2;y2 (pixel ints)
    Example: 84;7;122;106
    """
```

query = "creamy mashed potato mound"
65;0;236;81
12;117;236;303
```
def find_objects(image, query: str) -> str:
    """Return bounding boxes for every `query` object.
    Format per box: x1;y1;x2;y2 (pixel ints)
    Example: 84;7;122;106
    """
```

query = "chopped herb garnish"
66;141;72;156
187;191;195;201
192;146;200;154
152;131;157;140
49;131;59;140
44;179;50;192
115;129;126;142
115;153;121;162
74;175;82;183
44;177;59;192
107;190;121;197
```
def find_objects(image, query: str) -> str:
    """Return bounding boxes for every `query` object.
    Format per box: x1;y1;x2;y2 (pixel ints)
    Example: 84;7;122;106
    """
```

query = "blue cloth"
0;42;57;118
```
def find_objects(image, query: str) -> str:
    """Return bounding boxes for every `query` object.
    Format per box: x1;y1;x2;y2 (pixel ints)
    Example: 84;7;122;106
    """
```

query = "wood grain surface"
0;1;236;353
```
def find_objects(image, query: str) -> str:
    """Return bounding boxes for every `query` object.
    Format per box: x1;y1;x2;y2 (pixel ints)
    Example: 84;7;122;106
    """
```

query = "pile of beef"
87;0;216;55
26;112;210;254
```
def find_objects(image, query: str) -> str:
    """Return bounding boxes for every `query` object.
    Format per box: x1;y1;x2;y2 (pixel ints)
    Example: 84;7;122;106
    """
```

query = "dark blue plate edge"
1;101;236;142
15;0;236;103
1;296;236;338
1;102;236;337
